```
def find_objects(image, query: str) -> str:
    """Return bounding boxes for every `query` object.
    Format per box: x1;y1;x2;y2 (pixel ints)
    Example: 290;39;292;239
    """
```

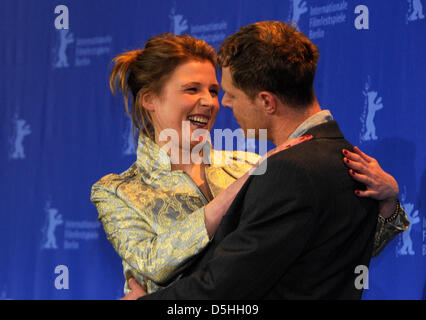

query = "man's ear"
258;91;277;114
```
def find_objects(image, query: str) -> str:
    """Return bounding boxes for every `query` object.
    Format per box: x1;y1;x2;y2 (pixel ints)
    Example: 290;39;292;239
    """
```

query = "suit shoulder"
272;136;350;162
261;142;324;187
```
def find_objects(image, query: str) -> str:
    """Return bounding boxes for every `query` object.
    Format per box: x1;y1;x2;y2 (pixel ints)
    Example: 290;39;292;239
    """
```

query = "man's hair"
217;21;319;108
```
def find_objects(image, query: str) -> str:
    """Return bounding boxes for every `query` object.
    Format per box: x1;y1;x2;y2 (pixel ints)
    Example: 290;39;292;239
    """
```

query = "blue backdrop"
1;0;425;300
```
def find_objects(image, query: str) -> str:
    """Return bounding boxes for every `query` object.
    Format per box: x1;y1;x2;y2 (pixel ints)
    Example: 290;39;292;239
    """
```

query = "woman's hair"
109;33;217;139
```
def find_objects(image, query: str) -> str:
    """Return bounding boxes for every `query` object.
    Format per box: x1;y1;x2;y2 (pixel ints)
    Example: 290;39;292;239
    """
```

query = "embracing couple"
91;21;409;299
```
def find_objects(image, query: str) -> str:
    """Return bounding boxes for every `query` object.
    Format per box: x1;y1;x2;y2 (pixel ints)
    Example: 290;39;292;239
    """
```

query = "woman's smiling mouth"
187;115;210;127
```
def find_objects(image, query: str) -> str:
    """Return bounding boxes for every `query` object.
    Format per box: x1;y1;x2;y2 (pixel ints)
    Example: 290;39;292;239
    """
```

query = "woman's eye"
186;88;197;93
210;90;219;96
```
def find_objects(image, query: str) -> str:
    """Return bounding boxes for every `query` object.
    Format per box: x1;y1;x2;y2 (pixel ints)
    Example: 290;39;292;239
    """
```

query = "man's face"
220;67;266;137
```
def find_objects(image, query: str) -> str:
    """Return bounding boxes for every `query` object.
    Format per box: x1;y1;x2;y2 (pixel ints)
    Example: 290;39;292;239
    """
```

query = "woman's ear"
140;92;156;112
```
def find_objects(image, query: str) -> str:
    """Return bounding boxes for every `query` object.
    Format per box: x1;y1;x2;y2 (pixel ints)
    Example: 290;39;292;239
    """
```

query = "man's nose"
221;94;231;108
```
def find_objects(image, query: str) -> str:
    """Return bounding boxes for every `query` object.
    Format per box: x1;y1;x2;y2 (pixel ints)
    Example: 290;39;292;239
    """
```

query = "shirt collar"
288;109;334;140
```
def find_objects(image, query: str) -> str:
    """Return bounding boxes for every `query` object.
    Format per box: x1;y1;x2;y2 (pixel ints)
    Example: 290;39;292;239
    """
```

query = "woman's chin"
189;121;210;132
188;122;211;143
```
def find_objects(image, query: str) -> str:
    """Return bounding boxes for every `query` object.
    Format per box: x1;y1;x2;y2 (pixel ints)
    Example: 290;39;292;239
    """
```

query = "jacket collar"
136;134;224;187
136;134;172;174
288;109;334;140
305;120;345;139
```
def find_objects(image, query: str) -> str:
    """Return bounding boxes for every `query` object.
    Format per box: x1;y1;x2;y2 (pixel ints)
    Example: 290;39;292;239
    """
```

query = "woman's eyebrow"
181;82;201;87
181;82;220;89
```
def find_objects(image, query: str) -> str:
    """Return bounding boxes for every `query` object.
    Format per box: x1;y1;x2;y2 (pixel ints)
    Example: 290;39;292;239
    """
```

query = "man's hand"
120;278;147;300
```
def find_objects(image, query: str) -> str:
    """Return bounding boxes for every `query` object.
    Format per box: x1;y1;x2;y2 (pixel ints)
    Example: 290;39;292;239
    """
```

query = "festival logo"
169;7;189;35
407;0;424;22
52;30;112;68
53;29;74;68
168;5;228;46
396;189;420;257
9;113;31;160
288;0;349;39
423;215;426;256
360;77;383;143
63;220;101;250
0;285;11;300
41;202;63;250
289;0;308;28
40;200;101;250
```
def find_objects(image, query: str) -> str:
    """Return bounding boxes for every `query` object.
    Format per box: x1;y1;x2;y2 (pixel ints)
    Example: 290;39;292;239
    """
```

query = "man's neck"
270;100;322;146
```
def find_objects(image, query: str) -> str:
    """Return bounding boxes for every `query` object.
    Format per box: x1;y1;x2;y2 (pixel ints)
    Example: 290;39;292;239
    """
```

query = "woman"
91;33;408;294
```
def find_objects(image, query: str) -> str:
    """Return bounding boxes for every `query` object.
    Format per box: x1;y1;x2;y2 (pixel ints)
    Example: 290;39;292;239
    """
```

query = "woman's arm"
205;134;314;238
91;178;210;286
91;136;317;287
342;146;410;257
204;169;250;237
90;169;258;287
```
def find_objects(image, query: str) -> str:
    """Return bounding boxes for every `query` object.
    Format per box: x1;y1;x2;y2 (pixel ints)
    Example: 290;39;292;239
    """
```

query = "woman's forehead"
171;60;218;83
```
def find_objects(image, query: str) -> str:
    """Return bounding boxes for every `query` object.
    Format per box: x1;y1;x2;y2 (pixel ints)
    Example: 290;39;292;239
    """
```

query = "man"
124;21;399;299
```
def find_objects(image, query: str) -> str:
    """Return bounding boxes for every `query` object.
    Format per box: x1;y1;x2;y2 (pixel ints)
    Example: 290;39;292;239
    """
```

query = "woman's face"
148;59;220;151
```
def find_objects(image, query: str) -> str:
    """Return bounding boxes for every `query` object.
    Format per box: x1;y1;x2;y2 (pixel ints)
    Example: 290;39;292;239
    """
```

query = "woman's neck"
173;162;213;201
171;162;200;175
154;136;213;200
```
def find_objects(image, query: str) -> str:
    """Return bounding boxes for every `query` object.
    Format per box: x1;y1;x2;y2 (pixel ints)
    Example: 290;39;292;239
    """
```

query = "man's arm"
140;159;318;299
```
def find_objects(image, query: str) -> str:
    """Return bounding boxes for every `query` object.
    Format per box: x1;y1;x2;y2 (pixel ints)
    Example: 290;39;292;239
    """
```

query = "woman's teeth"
188;115;208;126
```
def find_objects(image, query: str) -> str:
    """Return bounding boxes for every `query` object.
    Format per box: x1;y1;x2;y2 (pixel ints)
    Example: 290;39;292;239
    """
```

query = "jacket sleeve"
141;160;318;299
90;177;211;286
372;203;410;257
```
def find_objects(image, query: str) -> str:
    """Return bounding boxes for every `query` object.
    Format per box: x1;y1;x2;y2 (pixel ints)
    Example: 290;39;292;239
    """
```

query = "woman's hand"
120;278;147;300
342;146;399;218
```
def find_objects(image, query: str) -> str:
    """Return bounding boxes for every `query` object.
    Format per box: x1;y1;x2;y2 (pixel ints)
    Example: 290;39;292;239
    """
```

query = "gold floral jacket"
90;135;409;294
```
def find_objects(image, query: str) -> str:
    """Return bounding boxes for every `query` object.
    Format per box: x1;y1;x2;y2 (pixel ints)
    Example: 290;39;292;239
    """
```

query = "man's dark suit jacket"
141;120;379;299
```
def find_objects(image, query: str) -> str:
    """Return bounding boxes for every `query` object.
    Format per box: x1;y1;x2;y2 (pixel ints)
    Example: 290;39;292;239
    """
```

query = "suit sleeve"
140;159;318;299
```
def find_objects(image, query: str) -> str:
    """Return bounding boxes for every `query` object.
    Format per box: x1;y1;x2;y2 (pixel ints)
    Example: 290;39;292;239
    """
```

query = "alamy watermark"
354;265;369;290
54;5;69;30
158;122;268;175
354;5;369;30
54;265;69;290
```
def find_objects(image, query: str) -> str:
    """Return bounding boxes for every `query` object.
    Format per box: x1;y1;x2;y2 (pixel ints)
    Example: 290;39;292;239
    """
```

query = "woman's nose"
200;94;213;107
